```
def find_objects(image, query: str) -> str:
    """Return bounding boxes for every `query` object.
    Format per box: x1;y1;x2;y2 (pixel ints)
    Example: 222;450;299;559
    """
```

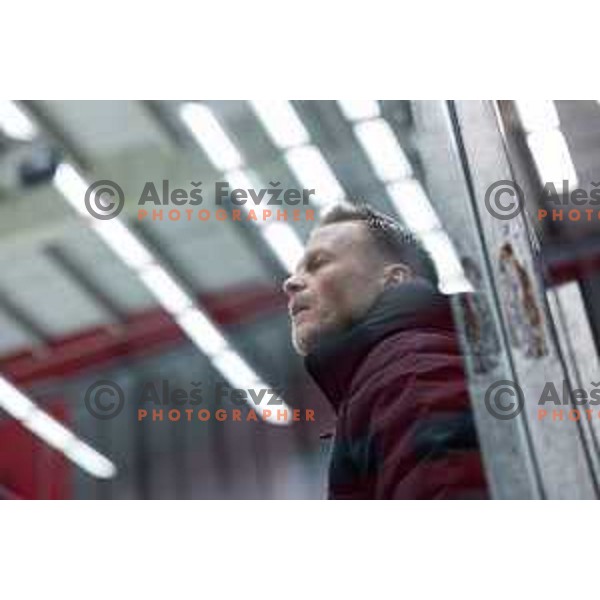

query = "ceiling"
1;100;599;364
0;101;409;361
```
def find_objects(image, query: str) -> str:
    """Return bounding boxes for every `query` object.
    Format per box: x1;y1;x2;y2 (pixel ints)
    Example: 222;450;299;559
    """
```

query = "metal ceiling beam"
18;101;93;172
381;100;427;186
45;244;126;325
0;288;48;347
292;100;392;212
139;101;187;149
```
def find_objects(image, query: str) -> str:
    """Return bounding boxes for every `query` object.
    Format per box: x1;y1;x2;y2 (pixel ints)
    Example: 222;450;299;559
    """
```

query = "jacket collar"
304;277;454;412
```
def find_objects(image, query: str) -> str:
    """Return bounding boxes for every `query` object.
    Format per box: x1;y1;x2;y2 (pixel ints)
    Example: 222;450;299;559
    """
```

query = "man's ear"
383;263;413;288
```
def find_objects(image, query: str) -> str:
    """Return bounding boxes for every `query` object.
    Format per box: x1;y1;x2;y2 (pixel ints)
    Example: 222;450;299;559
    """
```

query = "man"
283;204;488;499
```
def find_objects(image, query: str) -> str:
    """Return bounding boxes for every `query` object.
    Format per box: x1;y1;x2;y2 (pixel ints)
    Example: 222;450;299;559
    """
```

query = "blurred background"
1;100;600;499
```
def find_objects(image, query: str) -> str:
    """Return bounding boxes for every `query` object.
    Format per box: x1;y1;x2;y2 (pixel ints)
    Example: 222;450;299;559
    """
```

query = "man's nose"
283;272;306;296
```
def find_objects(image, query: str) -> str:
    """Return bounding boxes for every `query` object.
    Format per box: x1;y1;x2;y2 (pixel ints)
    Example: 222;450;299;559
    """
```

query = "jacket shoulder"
345;326;468;423
352;326;464;387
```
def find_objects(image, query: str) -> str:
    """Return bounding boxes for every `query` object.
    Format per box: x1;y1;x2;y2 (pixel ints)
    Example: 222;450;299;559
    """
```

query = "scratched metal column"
409;100;539;498
497;100;600;491
414;100;597;499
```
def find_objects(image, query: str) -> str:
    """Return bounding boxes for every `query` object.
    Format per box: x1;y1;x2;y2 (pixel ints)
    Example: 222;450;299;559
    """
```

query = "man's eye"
309;256;328;270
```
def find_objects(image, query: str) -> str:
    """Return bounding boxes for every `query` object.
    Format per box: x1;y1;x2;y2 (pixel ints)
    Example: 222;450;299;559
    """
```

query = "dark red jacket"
305;279;489;499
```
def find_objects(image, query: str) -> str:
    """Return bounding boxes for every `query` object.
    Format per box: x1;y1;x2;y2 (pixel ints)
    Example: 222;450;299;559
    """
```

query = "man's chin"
291;333;310;356
292;343;309;357
292;321;338;356
291;324;317;356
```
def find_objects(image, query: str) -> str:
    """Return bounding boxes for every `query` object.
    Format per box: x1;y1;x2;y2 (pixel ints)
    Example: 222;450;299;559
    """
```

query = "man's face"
283;221;388;355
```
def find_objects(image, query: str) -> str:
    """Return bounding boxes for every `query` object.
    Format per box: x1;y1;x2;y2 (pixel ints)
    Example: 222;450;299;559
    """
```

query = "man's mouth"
290;303;310;319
